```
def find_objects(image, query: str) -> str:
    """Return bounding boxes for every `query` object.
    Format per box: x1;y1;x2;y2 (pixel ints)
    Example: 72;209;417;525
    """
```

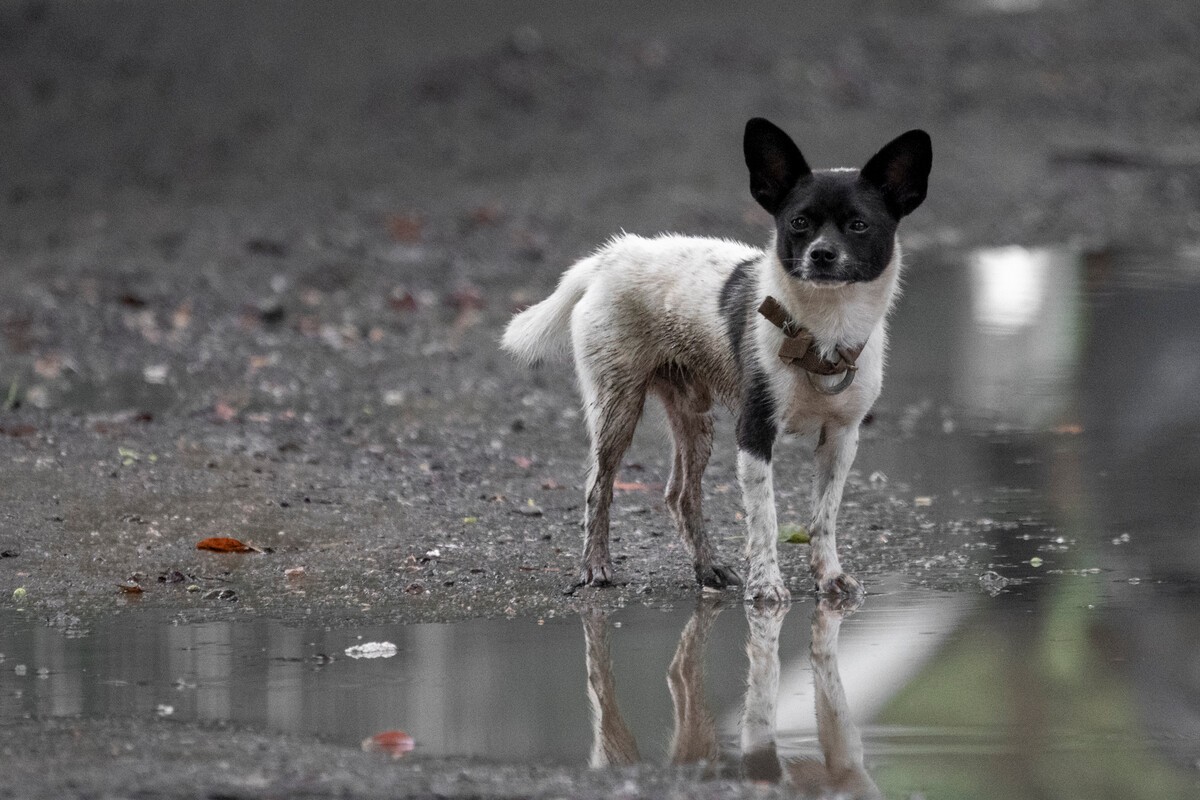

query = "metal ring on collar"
807;368;856;395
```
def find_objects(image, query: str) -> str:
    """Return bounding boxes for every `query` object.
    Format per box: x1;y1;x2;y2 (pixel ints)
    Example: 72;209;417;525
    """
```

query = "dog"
502;118;931;602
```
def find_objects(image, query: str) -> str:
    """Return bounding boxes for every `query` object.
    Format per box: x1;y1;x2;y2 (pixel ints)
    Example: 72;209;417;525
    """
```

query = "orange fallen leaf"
1053;422;1084;435
614;481;651;492
387;212;425;243
513;456;534;469
196;536;259;553
117;582;144;594
363;729;415;757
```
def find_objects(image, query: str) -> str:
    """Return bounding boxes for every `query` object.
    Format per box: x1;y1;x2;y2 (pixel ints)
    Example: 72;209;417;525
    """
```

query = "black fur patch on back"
719;256;758;367
736;370;777;462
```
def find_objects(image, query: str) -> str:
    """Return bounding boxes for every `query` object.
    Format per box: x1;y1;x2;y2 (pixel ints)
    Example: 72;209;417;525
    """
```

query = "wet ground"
3;0;1200;797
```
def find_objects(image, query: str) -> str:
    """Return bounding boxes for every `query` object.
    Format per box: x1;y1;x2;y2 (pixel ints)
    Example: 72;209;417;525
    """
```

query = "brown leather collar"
756;296;865;376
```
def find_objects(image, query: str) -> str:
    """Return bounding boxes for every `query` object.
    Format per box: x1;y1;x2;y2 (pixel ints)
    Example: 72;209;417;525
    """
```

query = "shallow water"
4;245;1200;798
2;577;1198;797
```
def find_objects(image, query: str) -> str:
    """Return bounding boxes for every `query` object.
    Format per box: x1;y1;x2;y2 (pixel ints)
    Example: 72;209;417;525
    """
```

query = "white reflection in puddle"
960;246;1082;427
959;0;1047;11
971;246;1050;330
759;586;975;739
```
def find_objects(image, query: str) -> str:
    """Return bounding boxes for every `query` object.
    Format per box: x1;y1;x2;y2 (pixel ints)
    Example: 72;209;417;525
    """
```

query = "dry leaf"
362;729;415;757
447;283;485;313
387;213;425;243
614;481;652;492
468;203;504;227
196;536;259;553
388;288;419;312
117;582;144;594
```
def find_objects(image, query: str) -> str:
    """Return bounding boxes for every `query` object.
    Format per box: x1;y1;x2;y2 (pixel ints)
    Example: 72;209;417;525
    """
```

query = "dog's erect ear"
859;130;932;218
744;118;811;215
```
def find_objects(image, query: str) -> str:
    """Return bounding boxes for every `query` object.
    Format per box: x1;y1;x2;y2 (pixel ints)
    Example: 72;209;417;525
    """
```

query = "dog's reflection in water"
582;600;880;800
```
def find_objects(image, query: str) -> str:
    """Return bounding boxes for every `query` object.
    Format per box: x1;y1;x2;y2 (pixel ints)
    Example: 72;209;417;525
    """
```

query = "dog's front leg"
738;451;789;603
740;602;789;783
810;423;863;596
811;600;879;798
736;383;789;604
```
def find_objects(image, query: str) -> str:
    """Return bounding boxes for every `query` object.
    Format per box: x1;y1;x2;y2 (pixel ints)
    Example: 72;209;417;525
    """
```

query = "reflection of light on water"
733;588;974;738
960;0;1045;12
971;246;1048;330
960;246;1082;427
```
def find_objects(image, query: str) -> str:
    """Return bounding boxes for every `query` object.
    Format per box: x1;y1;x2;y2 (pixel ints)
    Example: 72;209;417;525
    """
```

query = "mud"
3;0;1200;797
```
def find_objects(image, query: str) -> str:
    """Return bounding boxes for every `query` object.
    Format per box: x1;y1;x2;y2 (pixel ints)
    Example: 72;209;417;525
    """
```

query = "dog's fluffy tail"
501;253;603;366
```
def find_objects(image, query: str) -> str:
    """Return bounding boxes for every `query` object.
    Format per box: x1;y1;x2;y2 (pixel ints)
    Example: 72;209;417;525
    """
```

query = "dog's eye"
789;216;810;233
848;219;869;233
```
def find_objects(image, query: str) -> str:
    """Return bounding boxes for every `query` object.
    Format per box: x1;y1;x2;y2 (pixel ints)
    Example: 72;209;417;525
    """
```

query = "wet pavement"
4;243;1200;797
4;0;1200;797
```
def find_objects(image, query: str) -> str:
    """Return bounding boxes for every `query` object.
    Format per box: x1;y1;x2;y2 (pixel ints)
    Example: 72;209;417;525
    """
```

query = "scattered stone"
979;571;1010;595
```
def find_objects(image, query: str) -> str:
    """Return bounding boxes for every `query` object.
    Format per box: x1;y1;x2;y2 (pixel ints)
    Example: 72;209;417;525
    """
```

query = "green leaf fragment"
779;525;810;544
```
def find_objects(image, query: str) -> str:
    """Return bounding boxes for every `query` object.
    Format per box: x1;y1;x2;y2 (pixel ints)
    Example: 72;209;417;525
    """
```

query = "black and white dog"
502;118;931;602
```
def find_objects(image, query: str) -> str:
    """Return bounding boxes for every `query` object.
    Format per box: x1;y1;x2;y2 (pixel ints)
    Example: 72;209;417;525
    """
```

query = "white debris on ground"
344;642;399;659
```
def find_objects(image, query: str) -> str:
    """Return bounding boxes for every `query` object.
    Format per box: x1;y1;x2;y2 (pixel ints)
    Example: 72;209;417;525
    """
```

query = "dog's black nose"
810;246;839;264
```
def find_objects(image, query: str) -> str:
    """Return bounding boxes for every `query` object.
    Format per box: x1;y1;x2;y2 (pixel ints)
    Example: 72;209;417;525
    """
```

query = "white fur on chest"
754;239;902;435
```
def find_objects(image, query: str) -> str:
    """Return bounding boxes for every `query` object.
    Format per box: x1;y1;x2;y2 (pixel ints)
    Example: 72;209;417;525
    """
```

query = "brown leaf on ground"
447;283;486;312
196;536;259;553
614;481;657;492
0;424;37;438
387;212;425;243
213;401;238;422
388;288;420;312
116;582;144;594
468;203;504;227
362;729;415;757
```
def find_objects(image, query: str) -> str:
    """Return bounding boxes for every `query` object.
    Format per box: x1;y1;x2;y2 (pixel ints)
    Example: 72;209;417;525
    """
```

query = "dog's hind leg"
655;377;741;589
582;608;640;767
577;365;647;587
666;598;722;766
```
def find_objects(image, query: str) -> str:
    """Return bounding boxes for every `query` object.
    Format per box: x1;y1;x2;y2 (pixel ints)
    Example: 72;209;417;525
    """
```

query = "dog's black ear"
744;118;811;215
860;130;932;218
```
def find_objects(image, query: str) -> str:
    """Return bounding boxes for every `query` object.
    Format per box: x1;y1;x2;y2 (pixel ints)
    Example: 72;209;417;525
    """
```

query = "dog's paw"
746;599;791;628
816;572;864;598
817;593;863;617
695;564;743;590
563;563;617;595
745;579;791;606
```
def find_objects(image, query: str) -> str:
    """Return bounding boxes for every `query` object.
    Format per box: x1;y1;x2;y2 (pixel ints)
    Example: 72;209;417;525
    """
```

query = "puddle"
3;576;1199;797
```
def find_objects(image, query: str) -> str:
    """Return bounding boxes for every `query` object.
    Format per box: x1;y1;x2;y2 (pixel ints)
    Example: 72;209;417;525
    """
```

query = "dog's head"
744;118;931;287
